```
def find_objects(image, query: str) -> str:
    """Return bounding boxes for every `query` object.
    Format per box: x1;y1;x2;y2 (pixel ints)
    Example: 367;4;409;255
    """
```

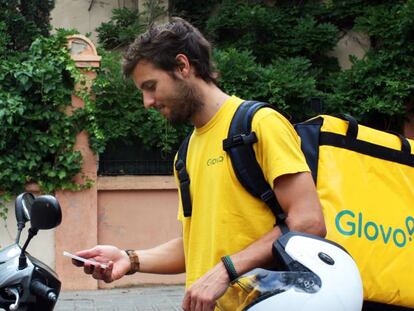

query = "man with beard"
72;17;326;311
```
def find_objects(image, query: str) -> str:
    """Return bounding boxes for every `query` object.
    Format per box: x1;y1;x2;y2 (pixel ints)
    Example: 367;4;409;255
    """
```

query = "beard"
164;79;204;126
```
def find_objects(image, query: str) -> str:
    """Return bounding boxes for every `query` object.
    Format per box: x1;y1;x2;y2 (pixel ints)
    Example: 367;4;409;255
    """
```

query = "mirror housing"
30;195;62;230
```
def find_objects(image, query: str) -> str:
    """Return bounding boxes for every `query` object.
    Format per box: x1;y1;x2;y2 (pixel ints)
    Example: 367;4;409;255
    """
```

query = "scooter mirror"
15;192;35;226
30;195;62;230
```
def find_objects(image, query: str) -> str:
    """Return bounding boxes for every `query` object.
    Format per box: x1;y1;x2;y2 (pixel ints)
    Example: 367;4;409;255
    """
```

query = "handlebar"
30;279;57;302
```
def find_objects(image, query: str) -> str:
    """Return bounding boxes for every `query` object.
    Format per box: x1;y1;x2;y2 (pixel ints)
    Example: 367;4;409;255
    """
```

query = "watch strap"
125;249;140;275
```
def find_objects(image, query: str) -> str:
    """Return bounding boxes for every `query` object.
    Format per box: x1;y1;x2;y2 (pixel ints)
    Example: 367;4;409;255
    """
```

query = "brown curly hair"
123;17;218;84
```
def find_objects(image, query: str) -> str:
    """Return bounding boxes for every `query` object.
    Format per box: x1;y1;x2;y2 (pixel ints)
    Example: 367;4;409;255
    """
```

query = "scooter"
0;192;62;311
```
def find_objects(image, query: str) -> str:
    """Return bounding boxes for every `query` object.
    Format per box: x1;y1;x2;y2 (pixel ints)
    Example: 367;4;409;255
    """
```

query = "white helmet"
217;232;363;311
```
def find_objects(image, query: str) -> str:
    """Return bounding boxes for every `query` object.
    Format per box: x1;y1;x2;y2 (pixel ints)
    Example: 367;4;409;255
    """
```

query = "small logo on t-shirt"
207;156;224;166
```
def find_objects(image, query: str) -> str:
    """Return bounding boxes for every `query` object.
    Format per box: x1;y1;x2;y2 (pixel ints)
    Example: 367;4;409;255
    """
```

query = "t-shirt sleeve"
252;108;310;186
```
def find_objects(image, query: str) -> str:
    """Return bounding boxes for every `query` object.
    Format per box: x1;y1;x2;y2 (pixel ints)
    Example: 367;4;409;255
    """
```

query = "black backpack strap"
175;132;193;217
223;101;289;233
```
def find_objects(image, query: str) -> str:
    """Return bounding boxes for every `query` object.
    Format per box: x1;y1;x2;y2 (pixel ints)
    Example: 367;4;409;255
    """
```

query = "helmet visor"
216;268;321;311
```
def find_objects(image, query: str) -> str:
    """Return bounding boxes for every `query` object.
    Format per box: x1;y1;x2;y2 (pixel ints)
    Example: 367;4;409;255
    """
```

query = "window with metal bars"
98;139;177;176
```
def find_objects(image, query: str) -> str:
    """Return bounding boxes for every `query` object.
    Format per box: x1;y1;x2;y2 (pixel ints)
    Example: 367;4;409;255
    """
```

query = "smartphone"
63;251;108;269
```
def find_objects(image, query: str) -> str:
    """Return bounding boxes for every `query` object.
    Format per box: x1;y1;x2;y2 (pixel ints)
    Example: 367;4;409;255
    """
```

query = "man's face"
132;60;203;125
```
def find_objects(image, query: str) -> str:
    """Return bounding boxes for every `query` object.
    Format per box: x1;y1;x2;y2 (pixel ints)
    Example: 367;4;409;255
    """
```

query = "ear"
175;54;191;78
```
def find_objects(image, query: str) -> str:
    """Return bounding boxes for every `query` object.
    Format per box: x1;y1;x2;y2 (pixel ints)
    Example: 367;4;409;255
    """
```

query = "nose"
142;91;156;109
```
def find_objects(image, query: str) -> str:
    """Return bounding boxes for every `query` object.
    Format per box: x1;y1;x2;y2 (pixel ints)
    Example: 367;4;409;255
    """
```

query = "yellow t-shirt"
176;96;309;289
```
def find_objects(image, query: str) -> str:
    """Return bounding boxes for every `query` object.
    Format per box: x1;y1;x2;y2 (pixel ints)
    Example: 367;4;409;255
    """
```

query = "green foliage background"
0;0;54;51
0;1;94;219
96;0;166;50
202;0;414;125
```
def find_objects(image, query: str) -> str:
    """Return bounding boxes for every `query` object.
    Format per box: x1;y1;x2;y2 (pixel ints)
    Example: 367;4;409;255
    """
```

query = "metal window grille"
98;139;176;176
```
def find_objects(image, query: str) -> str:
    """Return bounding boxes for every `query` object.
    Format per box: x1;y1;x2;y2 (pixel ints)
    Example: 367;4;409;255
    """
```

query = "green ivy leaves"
205;0;414;127
0;30;96;219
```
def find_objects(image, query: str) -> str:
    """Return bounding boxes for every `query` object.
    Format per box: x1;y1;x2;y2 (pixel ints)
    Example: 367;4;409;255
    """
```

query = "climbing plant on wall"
0;30;99;219
0;0;99;220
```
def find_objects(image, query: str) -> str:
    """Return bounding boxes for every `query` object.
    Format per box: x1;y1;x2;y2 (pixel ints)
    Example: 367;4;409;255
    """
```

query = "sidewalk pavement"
55;285;185;311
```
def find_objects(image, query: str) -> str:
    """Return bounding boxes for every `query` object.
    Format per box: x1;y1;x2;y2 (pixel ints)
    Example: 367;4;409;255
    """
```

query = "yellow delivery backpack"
295;114;414;308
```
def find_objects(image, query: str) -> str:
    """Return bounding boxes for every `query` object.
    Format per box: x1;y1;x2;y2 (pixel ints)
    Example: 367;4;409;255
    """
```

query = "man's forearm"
230;172;326;277
137;237;186;274
229;215;325;277
230;226;282;276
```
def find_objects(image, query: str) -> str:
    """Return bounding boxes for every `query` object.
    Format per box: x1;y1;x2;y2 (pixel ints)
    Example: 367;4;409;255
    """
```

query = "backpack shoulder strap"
175;132;193;217
222;101;288;233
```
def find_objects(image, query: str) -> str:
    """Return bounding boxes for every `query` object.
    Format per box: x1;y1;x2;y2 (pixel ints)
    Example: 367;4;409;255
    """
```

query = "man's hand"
72;245;130;283
182;262;230;311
